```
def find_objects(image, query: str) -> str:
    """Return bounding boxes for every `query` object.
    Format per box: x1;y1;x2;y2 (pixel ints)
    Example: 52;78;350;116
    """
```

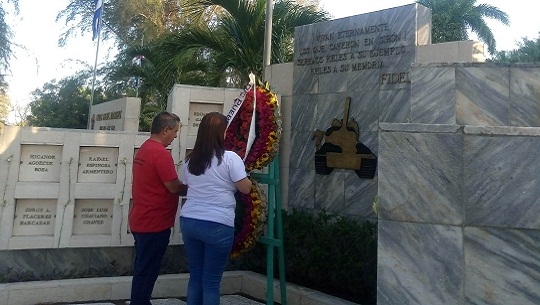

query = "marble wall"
0;246;188;283
411;63;540;126
0;85;245;252
289;4;540;305
376;63;540;305
0;85;243;280
0;127;152;250
377;123;540;305
289;4;431;218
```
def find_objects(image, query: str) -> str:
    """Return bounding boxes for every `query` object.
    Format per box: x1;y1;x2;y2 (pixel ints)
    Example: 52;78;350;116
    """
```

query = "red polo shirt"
129;139;179;233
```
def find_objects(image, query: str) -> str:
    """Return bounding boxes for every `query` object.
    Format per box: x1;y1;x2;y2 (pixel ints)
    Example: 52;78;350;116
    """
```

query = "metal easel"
250;156;287;305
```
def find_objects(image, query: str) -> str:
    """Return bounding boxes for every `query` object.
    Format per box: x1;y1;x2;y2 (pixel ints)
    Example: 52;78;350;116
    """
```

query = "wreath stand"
250;156;287;305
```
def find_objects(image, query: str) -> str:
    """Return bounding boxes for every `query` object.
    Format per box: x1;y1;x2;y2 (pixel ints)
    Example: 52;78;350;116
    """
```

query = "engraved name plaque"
77;147;119;183
18;145;63;182
72;199;114;235
188;102;223;136
12;199;57;236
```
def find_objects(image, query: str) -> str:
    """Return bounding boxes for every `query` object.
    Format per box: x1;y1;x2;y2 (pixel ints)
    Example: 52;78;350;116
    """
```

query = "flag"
132;55;145;88
92;0;103;41
133;55;144;66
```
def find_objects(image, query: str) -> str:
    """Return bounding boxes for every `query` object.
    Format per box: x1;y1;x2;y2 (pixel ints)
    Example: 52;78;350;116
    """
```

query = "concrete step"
1;271;357;305
62;294;263;305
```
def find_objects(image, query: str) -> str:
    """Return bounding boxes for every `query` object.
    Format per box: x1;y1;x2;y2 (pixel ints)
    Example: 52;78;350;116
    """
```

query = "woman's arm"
235;177;252;194
164;179;188;196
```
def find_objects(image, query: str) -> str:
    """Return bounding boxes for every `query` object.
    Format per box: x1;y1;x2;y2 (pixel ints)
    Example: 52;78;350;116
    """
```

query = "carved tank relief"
312;97;377;179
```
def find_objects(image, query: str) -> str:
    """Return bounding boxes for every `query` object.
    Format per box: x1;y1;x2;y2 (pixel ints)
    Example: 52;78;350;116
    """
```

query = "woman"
180;112;252;305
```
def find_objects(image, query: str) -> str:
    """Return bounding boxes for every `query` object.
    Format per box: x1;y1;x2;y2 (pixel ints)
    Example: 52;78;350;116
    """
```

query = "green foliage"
235;209;378;305
416;0;509;54
56;0;186;49
491;34;540;63
52;0;329;131
143;0;329;87
103;45;209;131
96;0;328;128
26;72;107;129
0;0;19;73
0;80;9;128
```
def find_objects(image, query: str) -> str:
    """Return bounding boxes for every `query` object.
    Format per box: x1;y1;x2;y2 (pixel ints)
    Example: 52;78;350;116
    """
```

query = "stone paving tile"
149;299;186;305
221;295;264;304
63;294;263;305
148;299;186;305
125;299;186;305
64;303;116;305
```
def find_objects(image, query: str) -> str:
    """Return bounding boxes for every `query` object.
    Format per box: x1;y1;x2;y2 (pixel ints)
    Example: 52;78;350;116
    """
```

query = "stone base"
0;271;357;305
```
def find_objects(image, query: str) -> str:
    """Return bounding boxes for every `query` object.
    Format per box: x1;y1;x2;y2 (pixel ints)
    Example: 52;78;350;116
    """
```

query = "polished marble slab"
378;130;463;225
378;123;540;305
377;220;463;305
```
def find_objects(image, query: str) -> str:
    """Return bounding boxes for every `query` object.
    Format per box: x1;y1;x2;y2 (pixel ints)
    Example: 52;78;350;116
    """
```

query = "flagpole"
88;1;104;129
263;0;273;80
136;34;144;98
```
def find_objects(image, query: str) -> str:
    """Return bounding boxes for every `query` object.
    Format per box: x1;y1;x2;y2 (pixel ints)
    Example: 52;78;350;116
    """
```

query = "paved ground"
50;294;265;305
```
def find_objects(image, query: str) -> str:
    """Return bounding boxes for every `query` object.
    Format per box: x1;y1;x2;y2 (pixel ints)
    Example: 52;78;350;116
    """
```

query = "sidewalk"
51;294;264;305
2;272;357;305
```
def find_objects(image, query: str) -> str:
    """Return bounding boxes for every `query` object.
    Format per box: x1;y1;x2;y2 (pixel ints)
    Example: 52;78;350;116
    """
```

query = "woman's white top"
180;150;247;227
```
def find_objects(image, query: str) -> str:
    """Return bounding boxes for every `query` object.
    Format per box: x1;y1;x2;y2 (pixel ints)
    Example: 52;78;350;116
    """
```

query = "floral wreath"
230;181;268;259
225;81;281;171
225;79;281;258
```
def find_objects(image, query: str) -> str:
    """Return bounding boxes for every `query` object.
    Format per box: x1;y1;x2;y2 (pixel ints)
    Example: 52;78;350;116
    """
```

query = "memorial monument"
285;3;540;305
1;3;539;305
89;97;141;132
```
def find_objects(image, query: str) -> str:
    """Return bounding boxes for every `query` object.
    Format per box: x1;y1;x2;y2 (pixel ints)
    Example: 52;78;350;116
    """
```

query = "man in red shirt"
129;111;187;305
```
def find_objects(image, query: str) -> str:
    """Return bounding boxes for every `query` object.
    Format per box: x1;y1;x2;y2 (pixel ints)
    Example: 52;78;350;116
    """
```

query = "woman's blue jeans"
180;217;234;305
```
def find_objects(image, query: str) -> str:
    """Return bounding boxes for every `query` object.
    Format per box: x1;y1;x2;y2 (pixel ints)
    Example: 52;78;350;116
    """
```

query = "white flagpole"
263;0;273;79
88;2;104;129
136;34;144;98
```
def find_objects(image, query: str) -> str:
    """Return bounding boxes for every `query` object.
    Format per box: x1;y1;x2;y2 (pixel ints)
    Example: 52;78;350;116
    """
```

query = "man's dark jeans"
130;229;171;305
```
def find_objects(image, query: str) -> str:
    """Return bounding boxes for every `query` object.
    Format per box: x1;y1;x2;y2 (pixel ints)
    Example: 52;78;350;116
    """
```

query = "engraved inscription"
295;19;412;79
77;147;119;183
19;145;63;182
188;102;223;136
12;199;57;236
72;200;113;235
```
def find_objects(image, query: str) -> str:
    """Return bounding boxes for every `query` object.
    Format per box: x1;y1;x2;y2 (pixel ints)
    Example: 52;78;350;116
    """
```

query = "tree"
491;34;540;63
57;0;187;49
0;0;18;74
416;0;509;54
103;46;209;131
147;0;328;87
26;72;107;129
57;0;210;131
0;80;9;128
56;0;327;130
91;0;327;130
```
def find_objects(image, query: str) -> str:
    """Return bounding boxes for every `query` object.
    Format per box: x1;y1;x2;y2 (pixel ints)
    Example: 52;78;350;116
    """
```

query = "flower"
230;180;268;259
225;81;281;258
225;83;282;171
